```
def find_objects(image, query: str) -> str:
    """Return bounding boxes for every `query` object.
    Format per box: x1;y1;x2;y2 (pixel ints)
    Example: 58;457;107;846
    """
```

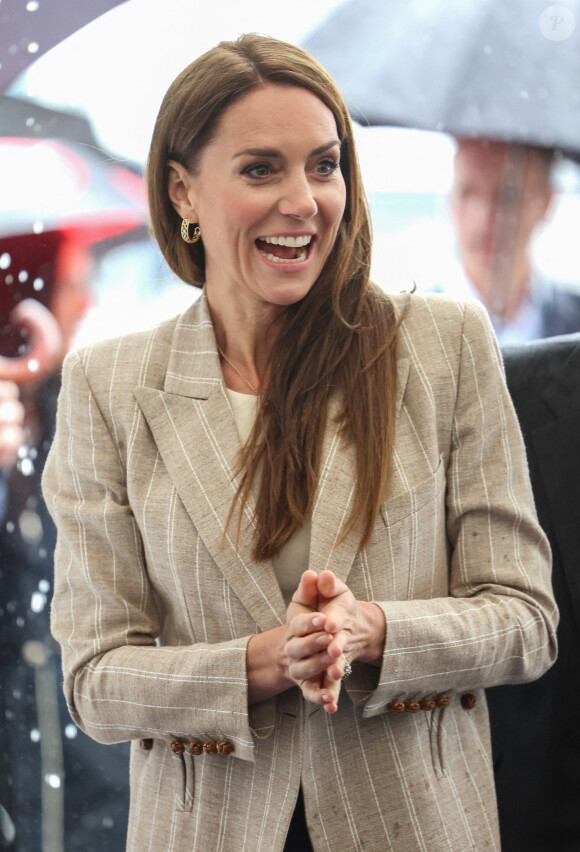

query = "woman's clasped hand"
283;569;385;713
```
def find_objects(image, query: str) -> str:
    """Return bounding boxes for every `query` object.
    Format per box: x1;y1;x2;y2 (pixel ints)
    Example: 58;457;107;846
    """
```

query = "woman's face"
168;83;347;317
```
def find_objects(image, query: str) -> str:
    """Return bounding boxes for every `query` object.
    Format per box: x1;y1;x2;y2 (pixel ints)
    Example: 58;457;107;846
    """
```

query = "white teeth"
261;248;308;263
260;235;312;248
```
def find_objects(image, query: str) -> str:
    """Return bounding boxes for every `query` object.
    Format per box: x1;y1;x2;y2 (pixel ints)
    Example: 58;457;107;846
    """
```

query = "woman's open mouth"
255;234;313;264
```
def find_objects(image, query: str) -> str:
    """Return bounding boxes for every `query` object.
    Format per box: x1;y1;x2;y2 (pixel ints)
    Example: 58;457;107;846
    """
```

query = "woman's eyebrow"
232;140;341;160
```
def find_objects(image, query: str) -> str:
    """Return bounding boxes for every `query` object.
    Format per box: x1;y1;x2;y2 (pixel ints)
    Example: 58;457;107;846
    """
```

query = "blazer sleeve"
43;350;260;762
360;300;559;719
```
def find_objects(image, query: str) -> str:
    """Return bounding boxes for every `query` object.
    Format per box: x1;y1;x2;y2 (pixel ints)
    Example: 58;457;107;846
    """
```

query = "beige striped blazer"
43;290;557;852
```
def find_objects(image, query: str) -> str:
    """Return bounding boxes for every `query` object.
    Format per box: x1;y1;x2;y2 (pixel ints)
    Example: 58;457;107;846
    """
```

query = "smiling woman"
42;32;557;852
165;83;346;323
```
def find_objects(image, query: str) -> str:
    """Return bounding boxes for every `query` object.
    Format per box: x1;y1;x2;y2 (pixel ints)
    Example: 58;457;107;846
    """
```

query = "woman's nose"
277;176;318;219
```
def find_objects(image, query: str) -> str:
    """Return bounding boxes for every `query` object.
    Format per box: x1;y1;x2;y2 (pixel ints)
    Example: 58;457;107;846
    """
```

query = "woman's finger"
291;569;319;608
299;672;341;712
285;630;332;661
326;654;350;683
317;569;350;602
289;647;338;682
288;611;328;638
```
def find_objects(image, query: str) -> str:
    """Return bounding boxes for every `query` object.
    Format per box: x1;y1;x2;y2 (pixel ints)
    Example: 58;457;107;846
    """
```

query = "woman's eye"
316;158;340;175
242;163;271;178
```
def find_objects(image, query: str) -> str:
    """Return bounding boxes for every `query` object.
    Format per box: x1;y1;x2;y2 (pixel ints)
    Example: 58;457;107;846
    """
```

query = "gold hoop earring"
181;219;201;244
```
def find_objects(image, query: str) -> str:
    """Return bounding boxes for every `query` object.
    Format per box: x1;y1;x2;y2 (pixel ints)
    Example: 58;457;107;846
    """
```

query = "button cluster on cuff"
387;693;476;713
170;738;234;755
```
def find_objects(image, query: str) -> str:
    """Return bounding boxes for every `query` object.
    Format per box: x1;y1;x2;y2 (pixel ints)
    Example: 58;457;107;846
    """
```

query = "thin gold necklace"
217;346;259;395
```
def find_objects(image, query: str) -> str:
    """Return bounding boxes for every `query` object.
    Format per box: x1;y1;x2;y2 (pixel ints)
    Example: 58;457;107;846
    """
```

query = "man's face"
450;140;552;304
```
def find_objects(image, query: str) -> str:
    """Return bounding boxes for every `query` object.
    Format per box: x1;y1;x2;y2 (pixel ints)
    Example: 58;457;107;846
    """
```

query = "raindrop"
29;447;38;459
5;274;13;284
27;42;39;54
30;592;47;613
39;579;50;593
16;617;25;628
6;601;16;612
18;270;29;283
22;640;47;666
27;360;39;374
26;117;35;127
33;277;44;291
20;458;35;476
45;774;62;789
13;689;21;699
30;728;41;742
27;0;40;9
17;445;28;459
103;817;114;829
38;547;47;559
5;521;15;533
64;724;78;739
0;253;11;269
33;221;44;234
520;90;530;100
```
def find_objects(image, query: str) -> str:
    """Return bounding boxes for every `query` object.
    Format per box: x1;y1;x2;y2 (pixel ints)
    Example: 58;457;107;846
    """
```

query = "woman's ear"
167;160;197;220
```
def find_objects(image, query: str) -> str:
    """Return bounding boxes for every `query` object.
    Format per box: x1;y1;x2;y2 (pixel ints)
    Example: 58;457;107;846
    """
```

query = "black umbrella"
303;0;580;157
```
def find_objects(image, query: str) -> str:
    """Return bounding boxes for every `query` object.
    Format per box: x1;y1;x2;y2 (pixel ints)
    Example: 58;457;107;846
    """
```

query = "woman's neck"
206;288;283;393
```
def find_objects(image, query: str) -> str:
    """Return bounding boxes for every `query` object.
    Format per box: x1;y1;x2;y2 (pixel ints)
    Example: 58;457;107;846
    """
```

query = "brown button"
435;695;450;708
203;741;218;755
139;738;153;751
187;740;203;755
170;739;185;755
419;699;436;712
217;740;233;756
461;693;477;710
404;701;420;713
387;700;406;714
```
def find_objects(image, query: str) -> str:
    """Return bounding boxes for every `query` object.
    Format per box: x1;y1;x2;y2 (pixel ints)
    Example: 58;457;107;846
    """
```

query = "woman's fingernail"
322;694;330;702
312;616;321;627
316;634;328;645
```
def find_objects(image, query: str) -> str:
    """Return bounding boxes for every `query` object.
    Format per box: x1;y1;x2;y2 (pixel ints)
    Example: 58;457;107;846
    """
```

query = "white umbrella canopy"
9;0;344;162
0;0;128;91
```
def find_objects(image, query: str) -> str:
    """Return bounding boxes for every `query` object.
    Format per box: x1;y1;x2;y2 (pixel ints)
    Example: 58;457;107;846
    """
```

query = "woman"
43;34;557;851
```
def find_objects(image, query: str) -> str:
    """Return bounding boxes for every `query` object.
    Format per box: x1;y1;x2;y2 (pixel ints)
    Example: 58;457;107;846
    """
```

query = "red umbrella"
1;231;67;382
0;1;145;385
0;136;148;244
0;134;149;383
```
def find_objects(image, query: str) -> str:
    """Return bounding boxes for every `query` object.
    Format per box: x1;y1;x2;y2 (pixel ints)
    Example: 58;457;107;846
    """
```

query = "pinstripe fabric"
42;291;557;851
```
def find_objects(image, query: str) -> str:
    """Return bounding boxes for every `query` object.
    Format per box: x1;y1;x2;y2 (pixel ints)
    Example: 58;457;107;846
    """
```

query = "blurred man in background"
440;138;580;343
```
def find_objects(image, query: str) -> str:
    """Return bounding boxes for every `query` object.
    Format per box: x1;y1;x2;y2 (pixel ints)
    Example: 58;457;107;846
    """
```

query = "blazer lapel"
136;291;411;620
134;292;286;633
309;355;410;583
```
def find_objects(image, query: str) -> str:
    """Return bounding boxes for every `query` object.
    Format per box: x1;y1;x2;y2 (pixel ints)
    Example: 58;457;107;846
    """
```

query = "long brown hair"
147;33;401;561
